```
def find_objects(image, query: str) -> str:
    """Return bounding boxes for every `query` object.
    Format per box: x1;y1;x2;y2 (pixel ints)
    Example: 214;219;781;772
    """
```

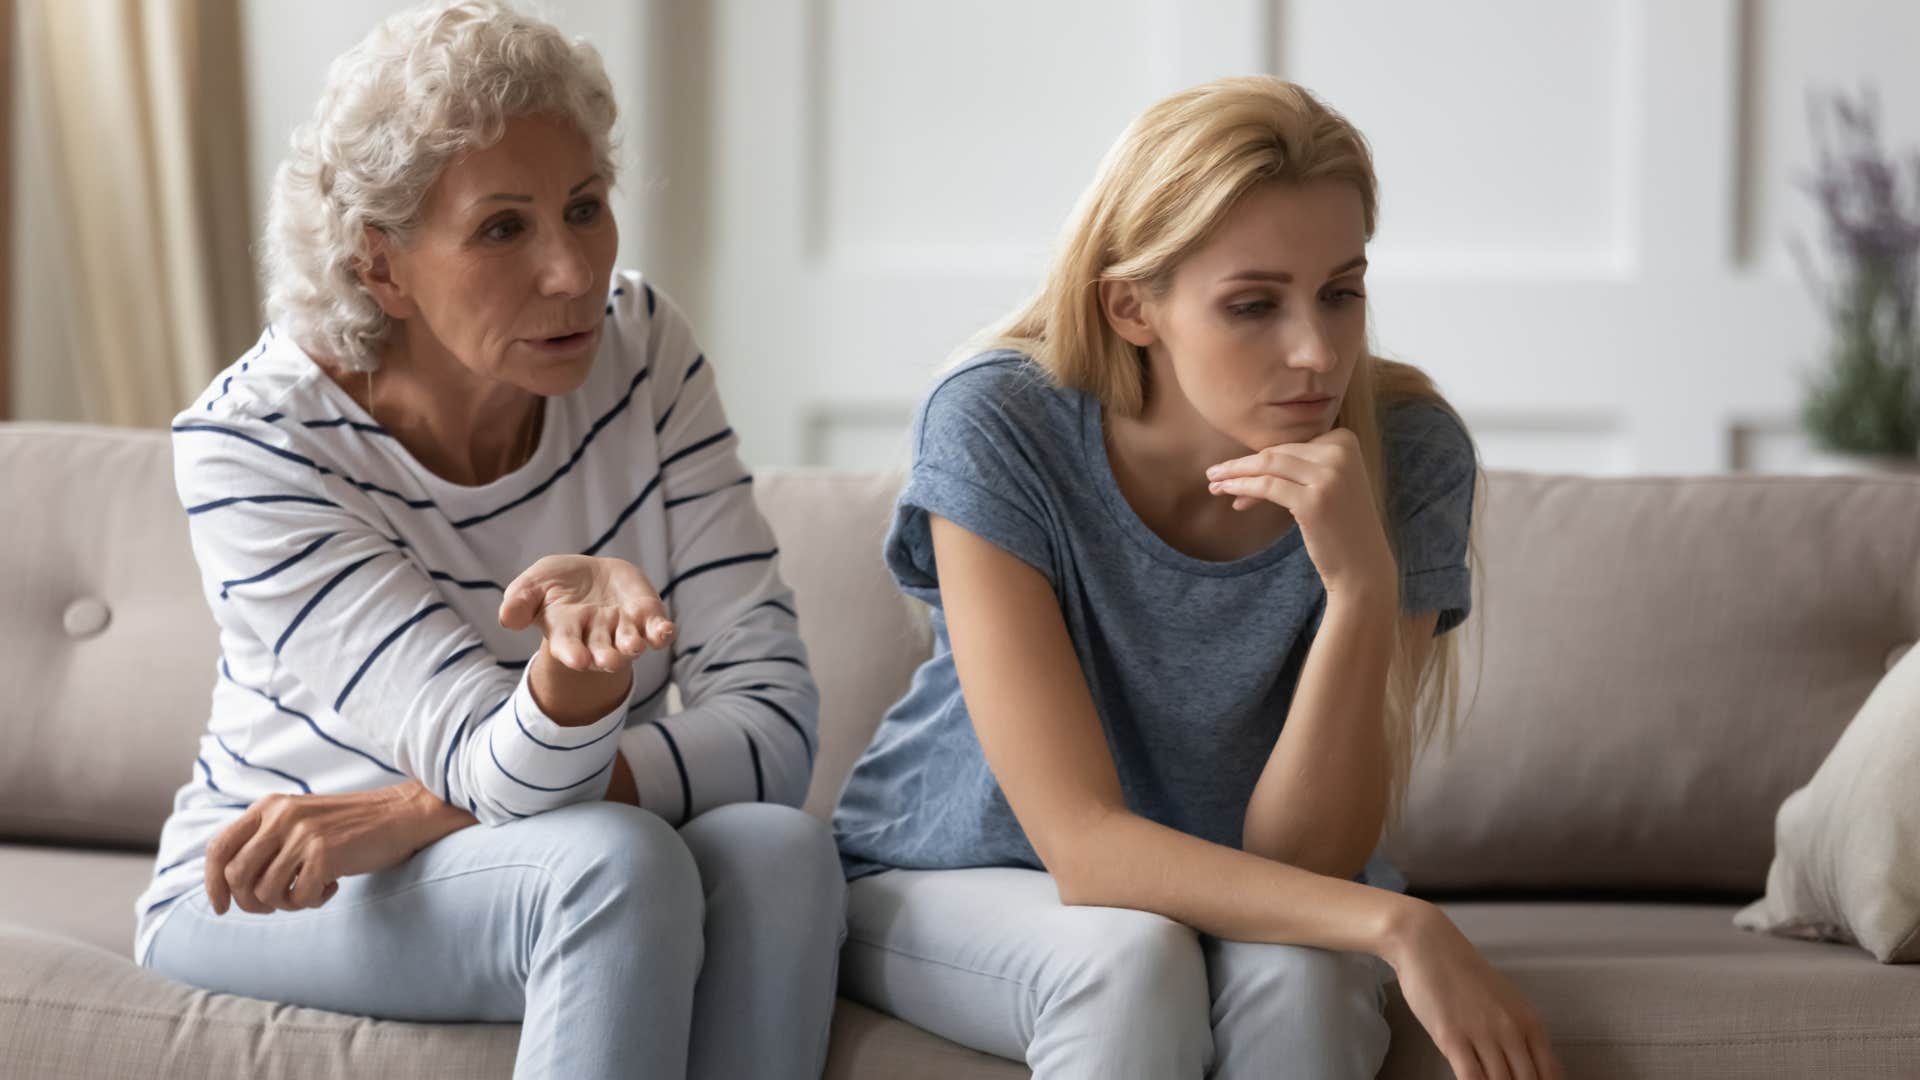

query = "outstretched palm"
498;555;676;672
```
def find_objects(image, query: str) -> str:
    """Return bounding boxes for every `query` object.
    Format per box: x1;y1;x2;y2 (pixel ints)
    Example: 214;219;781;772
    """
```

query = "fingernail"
1205;465;1223;479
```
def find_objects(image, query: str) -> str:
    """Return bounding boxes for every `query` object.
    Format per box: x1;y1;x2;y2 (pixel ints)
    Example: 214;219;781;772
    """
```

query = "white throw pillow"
1735;644;1920;962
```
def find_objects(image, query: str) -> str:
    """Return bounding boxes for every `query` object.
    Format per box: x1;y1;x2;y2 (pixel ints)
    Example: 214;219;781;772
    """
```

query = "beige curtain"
1;0;13;420
20;0;255;427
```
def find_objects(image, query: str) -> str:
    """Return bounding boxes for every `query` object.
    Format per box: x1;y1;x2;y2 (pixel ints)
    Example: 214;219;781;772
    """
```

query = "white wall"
99;0;1920;473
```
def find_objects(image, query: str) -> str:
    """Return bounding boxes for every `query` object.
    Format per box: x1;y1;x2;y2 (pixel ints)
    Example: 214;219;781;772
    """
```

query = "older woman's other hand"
204;782;475;915
498;555;676;673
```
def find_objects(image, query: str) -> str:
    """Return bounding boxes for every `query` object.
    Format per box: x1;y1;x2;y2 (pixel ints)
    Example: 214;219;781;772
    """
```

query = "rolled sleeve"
884;357;1061;605
1385;402;1478;636
472;672;626;817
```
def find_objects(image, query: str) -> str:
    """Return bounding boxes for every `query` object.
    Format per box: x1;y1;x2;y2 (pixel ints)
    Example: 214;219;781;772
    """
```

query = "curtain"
16;0;255;427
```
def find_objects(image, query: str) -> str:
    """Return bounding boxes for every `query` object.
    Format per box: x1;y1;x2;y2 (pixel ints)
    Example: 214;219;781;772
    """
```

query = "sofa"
2;420;1918;1078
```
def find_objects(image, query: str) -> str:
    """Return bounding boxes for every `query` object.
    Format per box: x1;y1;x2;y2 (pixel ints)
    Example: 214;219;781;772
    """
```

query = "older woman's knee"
679;802;845;911
525;802;704;927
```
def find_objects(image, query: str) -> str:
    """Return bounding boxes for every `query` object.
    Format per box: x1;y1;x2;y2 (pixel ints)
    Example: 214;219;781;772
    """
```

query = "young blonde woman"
832;77;1562;1080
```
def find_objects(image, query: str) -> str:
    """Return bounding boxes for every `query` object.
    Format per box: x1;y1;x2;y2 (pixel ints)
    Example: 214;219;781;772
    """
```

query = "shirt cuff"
482;671;625;807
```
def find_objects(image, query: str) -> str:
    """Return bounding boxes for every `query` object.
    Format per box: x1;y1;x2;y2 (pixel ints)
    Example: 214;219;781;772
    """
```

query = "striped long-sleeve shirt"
133;270;817;963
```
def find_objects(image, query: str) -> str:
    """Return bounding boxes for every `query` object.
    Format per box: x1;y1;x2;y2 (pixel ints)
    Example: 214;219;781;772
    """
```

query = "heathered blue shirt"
832;350;1476;890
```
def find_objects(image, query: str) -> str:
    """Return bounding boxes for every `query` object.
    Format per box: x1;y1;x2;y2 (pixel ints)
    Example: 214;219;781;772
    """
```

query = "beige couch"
3;421;1918;1078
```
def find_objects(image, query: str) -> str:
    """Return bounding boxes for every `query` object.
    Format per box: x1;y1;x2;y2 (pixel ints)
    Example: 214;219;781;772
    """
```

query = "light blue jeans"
841;867;1394;1079
146;801;847;1079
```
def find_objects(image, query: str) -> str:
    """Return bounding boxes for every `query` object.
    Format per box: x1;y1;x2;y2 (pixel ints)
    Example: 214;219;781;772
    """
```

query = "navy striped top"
134;270;817;963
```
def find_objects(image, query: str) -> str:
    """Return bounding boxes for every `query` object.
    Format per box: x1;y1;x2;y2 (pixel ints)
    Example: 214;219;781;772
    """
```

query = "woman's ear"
1098;278;1158;348
357;227;418;320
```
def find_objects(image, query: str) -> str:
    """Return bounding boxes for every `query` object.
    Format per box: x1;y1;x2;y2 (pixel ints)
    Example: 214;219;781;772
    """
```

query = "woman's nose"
536;227;592;298
1283;318;1338;373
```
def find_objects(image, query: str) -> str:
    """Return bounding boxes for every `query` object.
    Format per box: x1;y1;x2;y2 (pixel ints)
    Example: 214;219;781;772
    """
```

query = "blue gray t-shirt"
832;351;1476;890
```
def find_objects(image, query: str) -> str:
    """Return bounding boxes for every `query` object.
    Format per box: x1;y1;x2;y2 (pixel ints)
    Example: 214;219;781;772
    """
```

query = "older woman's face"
378;114;617;396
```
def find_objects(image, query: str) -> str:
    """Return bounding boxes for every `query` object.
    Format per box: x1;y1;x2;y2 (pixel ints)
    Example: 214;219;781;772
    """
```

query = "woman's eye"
1227;300;1274;318
1323;288;1366;305
567;199;602;225
481;216;523;243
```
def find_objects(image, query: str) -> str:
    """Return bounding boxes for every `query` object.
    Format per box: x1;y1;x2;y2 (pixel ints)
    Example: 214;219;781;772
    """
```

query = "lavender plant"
1796;88;1920;458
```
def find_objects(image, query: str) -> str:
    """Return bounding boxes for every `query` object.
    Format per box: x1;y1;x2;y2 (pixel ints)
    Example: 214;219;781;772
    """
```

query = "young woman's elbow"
1029;809;1123;906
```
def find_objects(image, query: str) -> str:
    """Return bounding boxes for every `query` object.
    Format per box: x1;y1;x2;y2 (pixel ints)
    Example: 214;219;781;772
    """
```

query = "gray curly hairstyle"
263;0;620;371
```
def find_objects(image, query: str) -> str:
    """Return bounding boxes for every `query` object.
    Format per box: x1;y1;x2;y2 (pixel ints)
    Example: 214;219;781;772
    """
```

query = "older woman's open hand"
498;555;676;673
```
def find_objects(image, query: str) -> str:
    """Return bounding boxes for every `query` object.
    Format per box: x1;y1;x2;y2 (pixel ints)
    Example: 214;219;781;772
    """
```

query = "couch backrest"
0;424;932;849
2;425;222;848
1384;472;1919;893
3;423;1916;895
752;471;932;818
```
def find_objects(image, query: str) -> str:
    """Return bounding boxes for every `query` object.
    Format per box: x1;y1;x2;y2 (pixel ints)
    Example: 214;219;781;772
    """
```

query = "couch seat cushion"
0;844;1022;1079
1380;901;1920;1077
7;846;1917;1079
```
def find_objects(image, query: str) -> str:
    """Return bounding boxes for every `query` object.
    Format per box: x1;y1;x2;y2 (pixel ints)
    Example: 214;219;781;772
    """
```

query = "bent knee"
1217;941;1390;1014
1052;906;1207;1001
1274;946;1388;1001
527;802;703;920
681;803;844;902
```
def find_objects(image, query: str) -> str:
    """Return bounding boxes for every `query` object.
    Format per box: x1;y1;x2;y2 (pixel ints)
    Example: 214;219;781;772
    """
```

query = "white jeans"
148;801;847;1080
841;866;1393;1079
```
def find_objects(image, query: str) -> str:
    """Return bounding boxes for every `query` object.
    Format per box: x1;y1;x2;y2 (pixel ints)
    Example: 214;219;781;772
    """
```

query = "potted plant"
1796;88;1920;473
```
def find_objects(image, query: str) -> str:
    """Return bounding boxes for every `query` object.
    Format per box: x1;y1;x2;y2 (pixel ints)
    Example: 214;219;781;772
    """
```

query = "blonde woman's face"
381;114;618;396
1146;180;1368;452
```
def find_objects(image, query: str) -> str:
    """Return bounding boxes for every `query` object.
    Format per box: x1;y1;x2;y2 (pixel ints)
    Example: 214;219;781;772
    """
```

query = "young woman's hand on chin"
1205;426;1397;606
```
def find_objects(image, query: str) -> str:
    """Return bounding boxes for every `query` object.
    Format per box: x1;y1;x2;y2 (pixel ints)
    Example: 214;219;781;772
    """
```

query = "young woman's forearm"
527;638;634;726
1241;591;1396;878
1055;806;1421;960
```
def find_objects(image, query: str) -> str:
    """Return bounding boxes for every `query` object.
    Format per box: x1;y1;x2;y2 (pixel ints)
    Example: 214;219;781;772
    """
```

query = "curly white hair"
262;0;619;371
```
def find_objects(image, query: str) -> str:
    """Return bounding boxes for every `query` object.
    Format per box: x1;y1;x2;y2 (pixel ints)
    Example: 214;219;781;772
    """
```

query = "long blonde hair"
979;76;1479;827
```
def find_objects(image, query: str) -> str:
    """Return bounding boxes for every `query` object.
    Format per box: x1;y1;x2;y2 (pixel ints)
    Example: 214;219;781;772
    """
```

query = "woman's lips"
522;327;597;356
1267;397;1332;417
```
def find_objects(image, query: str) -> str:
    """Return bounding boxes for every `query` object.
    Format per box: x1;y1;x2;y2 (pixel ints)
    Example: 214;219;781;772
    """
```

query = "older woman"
132;3;843;1077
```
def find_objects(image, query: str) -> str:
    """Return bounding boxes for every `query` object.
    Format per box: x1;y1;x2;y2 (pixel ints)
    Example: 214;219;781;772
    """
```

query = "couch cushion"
1381;901;1920;1078
0;426;930;844
0;845;154;957
6;845;1915;1079
750;470;930;819
759;467;1920;895
1385;473;1920;893
6;421;1918;895
0;425;220;848
0;843;1022;1080
1735;641;1920;961
1;926;521;1080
